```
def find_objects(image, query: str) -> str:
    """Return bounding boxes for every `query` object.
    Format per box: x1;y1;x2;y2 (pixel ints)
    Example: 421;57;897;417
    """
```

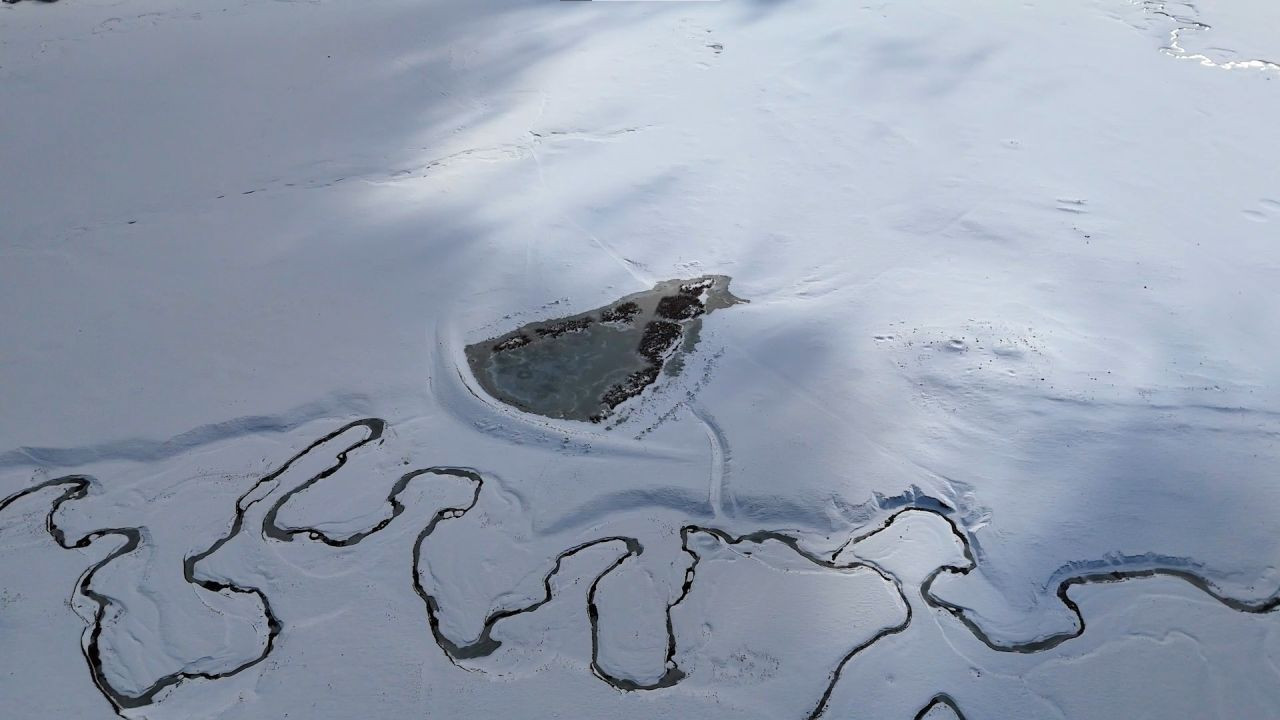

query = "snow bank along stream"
5;415;1279;717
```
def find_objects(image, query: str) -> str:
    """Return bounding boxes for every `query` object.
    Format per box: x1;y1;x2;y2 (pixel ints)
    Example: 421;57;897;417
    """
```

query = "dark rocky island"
465;276;744;423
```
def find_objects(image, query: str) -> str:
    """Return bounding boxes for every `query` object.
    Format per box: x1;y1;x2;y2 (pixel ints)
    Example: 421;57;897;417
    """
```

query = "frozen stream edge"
4;417;1280;717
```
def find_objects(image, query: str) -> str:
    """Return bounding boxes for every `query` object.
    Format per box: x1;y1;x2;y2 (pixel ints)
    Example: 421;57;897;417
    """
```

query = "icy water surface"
465;276;744;422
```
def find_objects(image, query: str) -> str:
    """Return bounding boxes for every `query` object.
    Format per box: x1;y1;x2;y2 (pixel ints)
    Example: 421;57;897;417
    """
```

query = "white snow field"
2;0;1279;718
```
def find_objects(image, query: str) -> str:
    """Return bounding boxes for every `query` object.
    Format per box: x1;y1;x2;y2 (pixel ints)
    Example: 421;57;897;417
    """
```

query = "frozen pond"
465;276;744;422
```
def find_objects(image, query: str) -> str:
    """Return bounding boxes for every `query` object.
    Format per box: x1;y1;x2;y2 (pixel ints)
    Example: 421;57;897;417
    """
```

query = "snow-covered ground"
2;1;1279;718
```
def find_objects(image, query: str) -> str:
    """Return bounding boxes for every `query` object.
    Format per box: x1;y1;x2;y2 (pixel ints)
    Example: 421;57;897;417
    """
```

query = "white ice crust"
3;0;1279;718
